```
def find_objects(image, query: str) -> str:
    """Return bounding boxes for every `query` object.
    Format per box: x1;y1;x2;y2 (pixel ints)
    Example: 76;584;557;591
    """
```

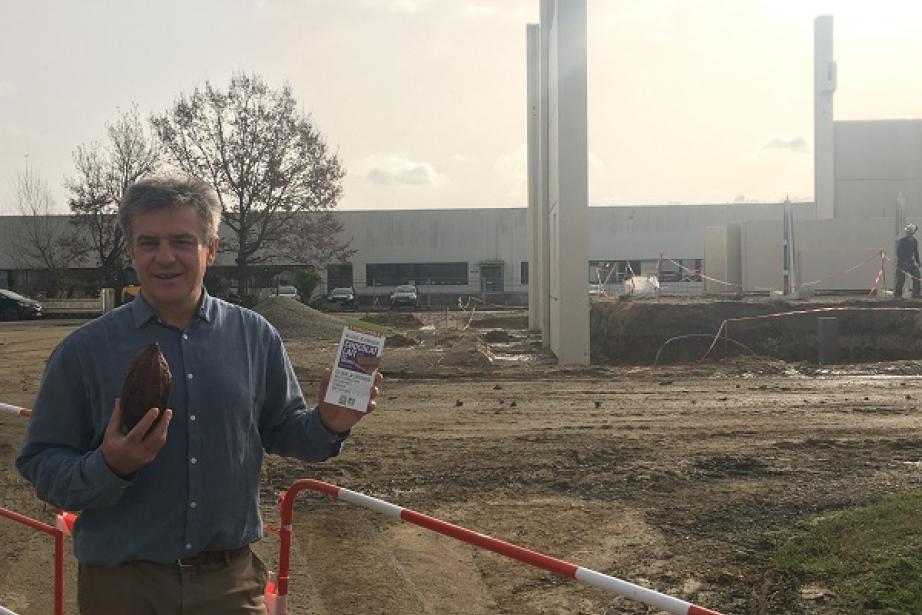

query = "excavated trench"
591;298;922;365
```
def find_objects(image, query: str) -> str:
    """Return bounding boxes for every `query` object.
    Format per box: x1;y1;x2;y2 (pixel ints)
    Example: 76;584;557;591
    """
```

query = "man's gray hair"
119;176;222;242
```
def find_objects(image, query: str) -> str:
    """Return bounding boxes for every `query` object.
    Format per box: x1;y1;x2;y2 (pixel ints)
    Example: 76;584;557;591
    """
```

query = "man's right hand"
100;398;172;478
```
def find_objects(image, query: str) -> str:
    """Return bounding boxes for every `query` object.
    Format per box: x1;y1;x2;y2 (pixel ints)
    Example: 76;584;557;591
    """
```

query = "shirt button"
190;457;197;464
190;414;196;421
190;501;197;509
185;543;192;550
186;373;194;380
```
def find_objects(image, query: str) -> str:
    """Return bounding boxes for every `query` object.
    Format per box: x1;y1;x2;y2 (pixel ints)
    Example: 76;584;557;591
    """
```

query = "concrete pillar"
538;0;553;344
526;24;543;332
547;0;589;365
528;0;589;364
814;16;836;220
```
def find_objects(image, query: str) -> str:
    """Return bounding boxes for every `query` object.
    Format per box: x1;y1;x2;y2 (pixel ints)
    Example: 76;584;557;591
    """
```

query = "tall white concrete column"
528;0;589;365
814;15;836;220
547;0;589;364
526;24;543;332
538;0;552;342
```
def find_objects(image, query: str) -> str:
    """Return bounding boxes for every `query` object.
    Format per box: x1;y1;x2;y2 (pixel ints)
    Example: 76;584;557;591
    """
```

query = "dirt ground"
2;301;922;615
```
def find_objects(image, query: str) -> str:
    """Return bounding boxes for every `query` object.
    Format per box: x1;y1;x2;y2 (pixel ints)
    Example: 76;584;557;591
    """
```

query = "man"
895;223;921;299
17;175;382;614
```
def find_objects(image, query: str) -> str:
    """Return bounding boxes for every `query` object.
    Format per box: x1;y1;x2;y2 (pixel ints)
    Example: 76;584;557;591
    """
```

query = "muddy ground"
2;299;922;615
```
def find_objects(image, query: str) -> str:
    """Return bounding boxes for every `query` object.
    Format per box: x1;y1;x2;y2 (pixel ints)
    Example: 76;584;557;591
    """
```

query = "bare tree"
65;105;160;288
6;166;78;295
151;73;349;296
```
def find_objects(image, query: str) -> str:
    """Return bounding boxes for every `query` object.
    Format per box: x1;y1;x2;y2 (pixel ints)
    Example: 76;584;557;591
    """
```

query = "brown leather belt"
178;545;250;567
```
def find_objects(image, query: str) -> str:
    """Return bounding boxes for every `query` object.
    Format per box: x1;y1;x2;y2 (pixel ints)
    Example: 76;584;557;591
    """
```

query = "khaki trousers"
77;547;268;615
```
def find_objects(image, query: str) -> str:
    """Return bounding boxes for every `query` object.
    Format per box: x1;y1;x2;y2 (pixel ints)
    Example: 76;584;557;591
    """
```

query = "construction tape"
867;268;884;299
666;251;885;294
799;251;882;288
696;306;922;363
664;258;739;289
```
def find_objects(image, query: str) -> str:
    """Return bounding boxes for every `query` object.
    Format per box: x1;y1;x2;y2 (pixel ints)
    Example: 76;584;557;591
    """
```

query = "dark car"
389;285;418;310
327;287;357;310
0;289;43;320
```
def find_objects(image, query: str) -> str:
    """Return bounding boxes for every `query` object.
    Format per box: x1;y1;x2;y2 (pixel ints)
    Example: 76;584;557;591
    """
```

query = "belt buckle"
178;551;213;568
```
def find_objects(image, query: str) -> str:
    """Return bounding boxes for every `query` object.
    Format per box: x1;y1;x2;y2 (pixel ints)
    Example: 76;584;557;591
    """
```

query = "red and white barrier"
0;508;65;615
0;402;31;418
55;511;77;536
4;477;726;615
267;479;725;615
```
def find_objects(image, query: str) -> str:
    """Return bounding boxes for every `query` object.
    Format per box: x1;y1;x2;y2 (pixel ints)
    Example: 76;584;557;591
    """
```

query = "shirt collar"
130;289;214;328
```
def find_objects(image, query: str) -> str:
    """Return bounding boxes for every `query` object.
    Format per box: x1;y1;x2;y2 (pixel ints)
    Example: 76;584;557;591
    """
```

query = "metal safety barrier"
265;478;725;615
0;508;65;615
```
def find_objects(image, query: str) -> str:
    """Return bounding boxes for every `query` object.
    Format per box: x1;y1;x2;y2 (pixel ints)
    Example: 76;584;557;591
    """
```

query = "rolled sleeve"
259;332;349;461
16;337;130;511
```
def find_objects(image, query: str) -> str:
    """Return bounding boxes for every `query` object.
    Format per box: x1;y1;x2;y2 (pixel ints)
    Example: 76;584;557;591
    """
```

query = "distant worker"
895;223;921;298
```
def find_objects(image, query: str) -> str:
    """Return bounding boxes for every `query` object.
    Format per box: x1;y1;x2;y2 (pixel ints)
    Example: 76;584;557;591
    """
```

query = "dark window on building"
521;262;528;285
327;263;354;291
480;263;504;293
366;263;468;286
658;258;682;282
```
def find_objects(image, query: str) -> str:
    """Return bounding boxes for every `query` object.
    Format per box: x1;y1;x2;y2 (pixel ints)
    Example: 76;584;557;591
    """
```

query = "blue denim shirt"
16;291;346;565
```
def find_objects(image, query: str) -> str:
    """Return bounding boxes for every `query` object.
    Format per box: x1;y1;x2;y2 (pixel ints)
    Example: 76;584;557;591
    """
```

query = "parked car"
327;287;357;310
0;289;43;320
390;284;419;310
274;285;299;300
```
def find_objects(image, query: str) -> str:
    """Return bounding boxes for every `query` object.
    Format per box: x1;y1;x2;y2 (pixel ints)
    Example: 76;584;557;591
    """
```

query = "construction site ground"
2;297;922;615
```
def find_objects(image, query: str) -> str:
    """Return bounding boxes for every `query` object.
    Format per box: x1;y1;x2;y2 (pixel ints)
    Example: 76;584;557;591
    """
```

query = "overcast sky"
1;0;920;215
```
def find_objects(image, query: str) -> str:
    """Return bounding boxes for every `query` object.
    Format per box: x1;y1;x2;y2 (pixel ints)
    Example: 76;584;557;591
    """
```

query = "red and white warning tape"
867;267;885;298
696;305;922;363
665;251;884;294
0;402;31;418
799;251;882;289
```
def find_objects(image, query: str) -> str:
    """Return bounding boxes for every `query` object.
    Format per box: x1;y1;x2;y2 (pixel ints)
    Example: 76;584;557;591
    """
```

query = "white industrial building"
0;201;809;303
1;16;919;309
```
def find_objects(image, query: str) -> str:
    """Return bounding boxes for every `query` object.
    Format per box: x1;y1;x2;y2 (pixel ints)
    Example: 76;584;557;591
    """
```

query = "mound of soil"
591;298;922;364
253;297;345;341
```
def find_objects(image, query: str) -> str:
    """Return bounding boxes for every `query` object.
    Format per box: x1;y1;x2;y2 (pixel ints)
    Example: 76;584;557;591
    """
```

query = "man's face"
127;206;217;313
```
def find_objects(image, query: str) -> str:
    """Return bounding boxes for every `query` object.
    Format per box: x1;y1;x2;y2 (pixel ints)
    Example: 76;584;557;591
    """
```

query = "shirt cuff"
313;406;351;441
85;448;136;489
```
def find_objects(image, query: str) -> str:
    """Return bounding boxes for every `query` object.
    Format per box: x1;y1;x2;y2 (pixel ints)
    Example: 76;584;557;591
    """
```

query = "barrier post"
0;508;65;615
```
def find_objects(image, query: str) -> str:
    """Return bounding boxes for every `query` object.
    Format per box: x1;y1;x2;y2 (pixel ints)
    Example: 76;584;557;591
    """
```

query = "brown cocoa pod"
120;342;172;433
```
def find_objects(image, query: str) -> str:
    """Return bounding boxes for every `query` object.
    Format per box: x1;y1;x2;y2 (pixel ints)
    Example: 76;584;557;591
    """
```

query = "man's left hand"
317;367;383;434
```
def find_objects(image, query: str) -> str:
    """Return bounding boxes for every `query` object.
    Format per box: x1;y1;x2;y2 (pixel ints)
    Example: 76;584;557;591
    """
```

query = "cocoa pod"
120;342;172;433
